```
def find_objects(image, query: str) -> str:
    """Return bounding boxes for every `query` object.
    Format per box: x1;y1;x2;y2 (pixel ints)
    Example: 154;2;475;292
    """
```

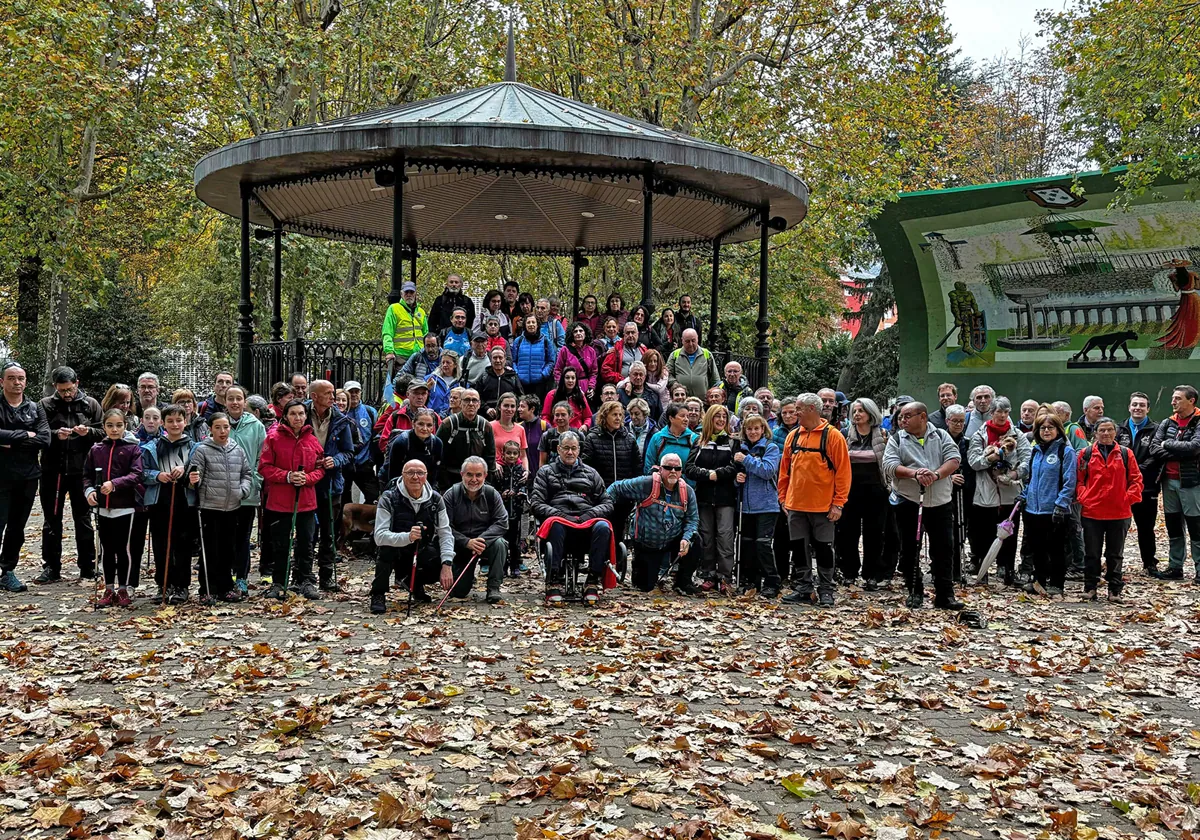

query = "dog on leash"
339;503;377;555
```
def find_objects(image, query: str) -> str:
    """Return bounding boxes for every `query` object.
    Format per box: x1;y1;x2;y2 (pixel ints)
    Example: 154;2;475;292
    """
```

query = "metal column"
709;237;721;344
641;163;654;309
236;185;254;387
756;209;770;387
270;224;284;342
390;154;405;297
572;251;587;319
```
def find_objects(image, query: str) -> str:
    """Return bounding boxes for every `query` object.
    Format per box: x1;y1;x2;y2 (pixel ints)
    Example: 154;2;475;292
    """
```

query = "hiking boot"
410;584;431;603
1107;588;1123;603
265;583;287;601
1143;562;1158;576
96;587;116;608
817;592;834;607
166;587;188;605
781;589;814;604
699;579;716;592
33;567;61;585
934;596;964;610
1065;567;1085;581
295;582;321;600
760;586;780;599
673;580;699;596
862;578;879;592
1046;585;1065;601
1002;567;1017;588
583;585;600;607
905;590;924;609
1083;587;1098;601
508;567;521;578
319;578;342;593
370;594;387;614
1155;567;1183;580
198;594;217;607
221;588;244;603
486;589;502;605
116;588;133;608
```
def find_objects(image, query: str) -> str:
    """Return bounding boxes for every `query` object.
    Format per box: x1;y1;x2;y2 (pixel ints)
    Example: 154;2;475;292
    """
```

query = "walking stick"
281;486;300;597
162;480;177;606
91;467;103;607
326;485;339;593
406;531;422;617
196;508;212;601
914;486;925;595
435;553;480;614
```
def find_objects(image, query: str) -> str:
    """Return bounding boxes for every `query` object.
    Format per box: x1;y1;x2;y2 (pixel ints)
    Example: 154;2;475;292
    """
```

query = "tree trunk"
287;288;307;340
16;254;41;365
837;268;891;394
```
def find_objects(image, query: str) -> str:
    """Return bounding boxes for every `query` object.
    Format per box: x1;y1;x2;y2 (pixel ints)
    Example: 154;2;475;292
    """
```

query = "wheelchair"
536;524;628;603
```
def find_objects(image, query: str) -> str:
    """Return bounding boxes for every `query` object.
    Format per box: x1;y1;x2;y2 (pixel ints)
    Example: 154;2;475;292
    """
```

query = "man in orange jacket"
779;393;851;606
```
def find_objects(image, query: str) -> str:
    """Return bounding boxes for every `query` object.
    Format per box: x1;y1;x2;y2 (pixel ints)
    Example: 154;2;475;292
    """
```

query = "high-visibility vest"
383;302;427;358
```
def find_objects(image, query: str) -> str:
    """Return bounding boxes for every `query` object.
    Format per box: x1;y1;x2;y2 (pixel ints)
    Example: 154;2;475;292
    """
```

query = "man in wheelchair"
530;431;615;606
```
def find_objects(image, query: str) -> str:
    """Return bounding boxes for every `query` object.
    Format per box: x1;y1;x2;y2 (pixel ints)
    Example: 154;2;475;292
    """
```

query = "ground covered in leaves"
1;509;1199;840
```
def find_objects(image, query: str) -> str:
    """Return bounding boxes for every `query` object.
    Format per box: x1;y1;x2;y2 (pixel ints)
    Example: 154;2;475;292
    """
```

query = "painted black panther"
1070;330;1137;362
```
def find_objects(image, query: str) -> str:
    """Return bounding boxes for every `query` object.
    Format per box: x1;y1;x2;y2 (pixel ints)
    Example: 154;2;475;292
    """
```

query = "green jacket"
382;301;429;359
228;412;267;506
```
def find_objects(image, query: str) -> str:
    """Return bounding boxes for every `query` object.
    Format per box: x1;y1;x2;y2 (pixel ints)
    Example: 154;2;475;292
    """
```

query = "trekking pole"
162;480;177;607
406;531;422;617
282;485;300;598
326;484;339;594
435;553;480;614
91;467;103;607
915;486;926;595
196;508;212;601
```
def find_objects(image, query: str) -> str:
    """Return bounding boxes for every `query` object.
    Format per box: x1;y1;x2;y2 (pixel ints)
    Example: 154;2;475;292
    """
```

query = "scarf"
985;417;1011;446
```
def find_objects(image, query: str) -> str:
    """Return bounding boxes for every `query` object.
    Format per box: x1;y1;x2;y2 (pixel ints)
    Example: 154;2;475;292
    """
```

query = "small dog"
984;436;1019;486
339;503;377;554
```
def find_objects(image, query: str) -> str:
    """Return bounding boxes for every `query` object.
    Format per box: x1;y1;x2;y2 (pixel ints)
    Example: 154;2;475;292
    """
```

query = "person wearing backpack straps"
435;389;496;494
1077;416;1143;602
607;452;699;592
778;393;851;607
1017;407;1077;599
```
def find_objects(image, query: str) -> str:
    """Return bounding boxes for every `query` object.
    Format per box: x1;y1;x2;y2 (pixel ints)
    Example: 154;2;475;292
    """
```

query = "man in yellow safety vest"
382;281;429;364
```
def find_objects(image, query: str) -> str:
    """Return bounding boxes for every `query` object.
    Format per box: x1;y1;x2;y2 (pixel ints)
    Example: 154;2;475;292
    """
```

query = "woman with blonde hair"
172;388;209;441
684;403;740;593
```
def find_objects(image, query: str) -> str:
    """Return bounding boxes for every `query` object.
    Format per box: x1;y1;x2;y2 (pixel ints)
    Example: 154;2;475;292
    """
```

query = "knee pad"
1165;511;1185;538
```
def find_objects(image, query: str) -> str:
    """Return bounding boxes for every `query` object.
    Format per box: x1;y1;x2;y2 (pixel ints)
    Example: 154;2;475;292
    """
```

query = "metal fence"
247;339;766;401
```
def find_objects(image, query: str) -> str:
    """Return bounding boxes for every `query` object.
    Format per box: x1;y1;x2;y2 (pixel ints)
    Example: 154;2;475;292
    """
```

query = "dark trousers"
314;488;341;580
234;506;257;580
1130;495;1158;568
792;538;835;597
371;545;440;598
1022;512;1067;590
39;471;95;572
197;508;238;596
149;489;193;592
545;520;611;582
266;509;316;587
0;478;38;573
129;509;149;588
504;515;523;573
343;463;379;504
630;537;699;592
1068;502;1085;572
449;541;507;597
835;482;888;581
969;504;1021;571
1083;516;1129;594
895;498;954;601
96;513;135;587
772;512;800;582
879;502;900;580
739;512;780;590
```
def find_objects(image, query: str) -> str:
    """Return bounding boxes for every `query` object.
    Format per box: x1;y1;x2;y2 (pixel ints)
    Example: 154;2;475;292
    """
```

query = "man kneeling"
606;452;699;592
531;431;614;606
442;456;509;604
371;459;454;614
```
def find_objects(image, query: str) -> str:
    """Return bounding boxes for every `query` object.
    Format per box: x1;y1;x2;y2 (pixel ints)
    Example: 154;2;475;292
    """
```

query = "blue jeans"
545;520;611;583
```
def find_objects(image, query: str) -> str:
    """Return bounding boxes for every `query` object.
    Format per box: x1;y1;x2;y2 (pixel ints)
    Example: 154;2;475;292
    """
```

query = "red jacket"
258;423;326;513
599;342;648;387
1076;443;1143;520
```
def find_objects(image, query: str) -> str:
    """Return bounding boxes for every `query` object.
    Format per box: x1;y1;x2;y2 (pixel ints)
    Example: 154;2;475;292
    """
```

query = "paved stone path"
0;504;1197;839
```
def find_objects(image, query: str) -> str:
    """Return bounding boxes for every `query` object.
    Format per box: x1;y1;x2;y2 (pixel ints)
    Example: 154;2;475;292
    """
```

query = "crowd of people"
1;273;1197;615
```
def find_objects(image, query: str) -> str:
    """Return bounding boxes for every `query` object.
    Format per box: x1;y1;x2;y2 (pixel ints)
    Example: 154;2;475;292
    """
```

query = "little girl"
490;440;528;576
135;405;162;443
130;406;161;586
84;409;145;607
188;413;252;605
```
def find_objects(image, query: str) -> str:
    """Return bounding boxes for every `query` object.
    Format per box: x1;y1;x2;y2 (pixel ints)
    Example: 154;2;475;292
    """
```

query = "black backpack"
1078;443;1132;488
787;425;834;472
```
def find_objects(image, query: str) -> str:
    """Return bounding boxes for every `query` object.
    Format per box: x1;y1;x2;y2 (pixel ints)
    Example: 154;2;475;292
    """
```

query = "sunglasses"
660;465;682;472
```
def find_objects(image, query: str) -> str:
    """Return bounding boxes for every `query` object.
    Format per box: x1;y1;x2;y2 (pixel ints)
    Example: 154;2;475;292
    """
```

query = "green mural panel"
871;170;1200;416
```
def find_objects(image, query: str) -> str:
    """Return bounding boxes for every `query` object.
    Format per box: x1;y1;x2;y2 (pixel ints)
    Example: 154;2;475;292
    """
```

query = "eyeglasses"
403;470;427;477
660;465;682;472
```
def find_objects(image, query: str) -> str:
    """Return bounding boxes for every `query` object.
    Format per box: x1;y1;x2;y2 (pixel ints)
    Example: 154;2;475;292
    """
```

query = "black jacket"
676;311;702;343
442;483;508;549
427;290;476;335
435;413;496;485
619;386;661;422
1116;418;1163;497
684;432;741;507
1152;411;1200;489
531;458;613;523
580;425;641;487
0;396;51;481
471;367;522;416
40;390;103;475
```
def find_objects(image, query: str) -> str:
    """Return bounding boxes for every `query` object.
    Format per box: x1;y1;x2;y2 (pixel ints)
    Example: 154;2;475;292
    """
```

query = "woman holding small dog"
967;396;1031;587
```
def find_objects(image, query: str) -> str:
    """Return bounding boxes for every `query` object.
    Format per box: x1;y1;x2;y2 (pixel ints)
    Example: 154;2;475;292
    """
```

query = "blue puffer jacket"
1019;437;1077;515
739;437;780;514
510;334;556;389
772;422;797;450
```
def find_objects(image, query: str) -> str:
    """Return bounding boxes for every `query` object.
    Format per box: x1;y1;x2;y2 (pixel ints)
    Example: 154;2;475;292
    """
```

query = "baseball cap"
895;394;915;406
407;379;429;393
471;330;488;342
343;380;362;392
402;281;417;293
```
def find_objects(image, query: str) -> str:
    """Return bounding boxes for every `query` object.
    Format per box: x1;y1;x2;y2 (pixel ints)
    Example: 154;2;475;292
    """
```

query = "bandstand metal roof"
193;56;808;256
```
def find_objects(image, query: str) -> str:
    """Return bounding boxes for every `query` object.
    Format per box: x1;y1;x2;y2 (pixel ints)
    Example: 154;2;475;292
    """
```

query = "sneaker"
1083;588;1098;601
96;587;116;608
508;568;521;578
166;587;188;605
1143;563;1158;576
198;594;217;607
235;579;249;597
934;597;965;610
583;585;600;606
1046;585;1064;600
518;563;529;573
370;595;386;614
259;575;274;587
780;589;814;604
116;589;133;608
1031;580;1047;597
0;571;28;593
1065;568;1085;581
1107;590;1123;603
486;589;502;605
265;583;287;601
862;579;879;592
817;592;834;607
221;588;244;603
319;578;341;593
545;587;564;606
1154;567;1183;580
673;580;699;596
295;582;321;600
33;568;61;585
760;586;780;599
699;579;716;592
905;590;924;609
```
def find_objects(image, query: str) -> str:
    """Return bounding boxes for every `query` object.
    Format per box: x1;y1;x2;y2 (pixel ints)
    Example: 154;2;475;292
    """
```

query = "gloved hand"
1052;506;1068;524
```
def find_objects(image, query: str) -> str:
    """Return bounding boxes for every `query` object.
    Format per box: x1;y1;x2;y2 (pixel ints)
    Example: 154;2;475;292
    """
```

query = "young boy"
490;440;529;576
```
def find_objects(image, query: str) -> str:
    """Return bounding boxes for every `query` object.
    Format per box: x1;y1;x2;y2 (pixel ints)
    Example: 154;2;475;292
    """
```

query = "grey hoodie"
189;437;252;511
374;477;455;564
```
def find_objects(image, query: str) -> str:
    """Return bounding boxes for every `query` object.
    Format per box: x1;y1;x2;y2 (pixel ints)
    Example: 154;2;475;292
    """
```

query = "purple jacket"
553;343;599;394
84;436;145;510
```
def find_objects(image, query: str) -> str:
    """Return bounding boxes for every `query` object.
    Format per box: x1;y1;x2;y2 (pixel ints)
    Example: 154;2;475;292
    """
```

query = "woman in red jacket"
1077;417;1143;602
258;400;326;601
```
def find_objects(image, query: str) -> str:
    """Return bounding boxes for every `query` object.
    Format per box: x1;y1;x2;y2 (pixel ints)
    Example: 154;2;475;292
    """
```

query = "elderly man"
436;388;496;492
135;372;167;419
472;347;522;419
1079;395;1104;442
36;365;103;584
600;321;646;387
307;380;357;591
463;332;491;382
0;363;50;593
427;273;475;335
927;383;959;430
720;362;752;414
199;372;235;421
607;452;699;592
883;401;965;609
619;361;661;420
442;456;509;603
1151;385;1200;582
371;459;454;613
778;393;851;606
817;388;838;422
532;431;615;606
382;280;429;364
666;329;720;399
1051;400;1087;449
964;385;994;437
535;298;566;349
1015;399;1039;435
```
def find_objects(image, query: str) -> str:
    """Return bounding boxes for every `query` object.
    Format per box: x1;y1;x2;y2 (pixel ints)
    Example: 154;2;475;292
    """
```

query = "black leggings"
97;513;136;587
